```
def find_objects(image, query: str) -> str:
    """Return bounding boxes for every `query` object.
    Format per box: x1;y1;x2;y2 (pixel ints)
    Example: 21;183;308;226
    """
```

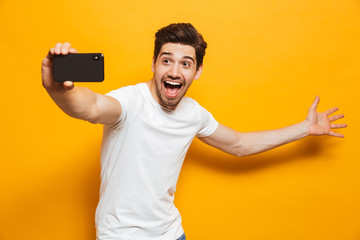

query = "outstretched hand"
306;96;347;138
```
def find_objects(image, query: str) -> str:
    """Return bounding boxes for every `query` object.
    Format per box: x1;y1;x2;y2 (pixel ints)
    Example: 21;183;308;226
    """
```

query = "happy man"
42;23;347;240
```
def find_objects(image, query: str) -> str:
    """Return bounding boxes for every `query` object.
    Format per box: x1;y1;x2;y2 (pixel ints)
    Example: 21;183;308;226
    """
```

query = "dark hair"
154;23;207;69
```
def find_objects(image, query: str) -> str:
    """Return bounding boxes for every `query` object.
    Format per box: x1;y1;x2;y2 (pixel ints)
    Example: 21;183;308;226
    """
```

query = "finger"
63;81;74;90
61;42;72;54
54;43;62;55
69;48;79;53
328;114;344;122
324;107;339;116
328;131;344;138
330;123;347;129
309;96;320;112
46;48;55;59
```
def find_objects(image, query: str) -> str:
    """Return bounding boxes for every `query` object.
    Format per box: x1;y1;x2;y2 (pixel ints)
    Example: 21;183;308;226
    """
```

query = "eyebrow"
159;52;195;63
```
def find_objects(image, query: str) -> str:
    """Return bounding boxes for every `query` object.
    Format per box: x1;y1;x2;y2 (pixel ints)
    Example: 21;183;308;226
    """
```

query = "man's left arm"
198;96;347;157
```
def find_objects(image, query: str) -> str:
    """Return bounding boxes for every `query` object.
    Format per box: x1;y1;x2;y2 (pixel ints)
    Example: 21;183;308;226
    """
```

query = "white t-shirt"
96;83;218;240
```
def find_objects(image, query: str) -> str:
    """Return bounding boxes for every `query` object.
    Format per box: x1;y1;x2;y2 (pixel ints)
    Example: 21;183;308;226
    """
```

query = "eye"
162;59;171;64
182;62;191;68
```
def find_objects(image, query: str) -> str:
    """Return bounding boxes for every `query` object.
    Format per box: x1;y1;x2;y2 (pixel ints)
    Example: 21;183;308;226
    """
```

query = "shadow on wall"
186;136;338;173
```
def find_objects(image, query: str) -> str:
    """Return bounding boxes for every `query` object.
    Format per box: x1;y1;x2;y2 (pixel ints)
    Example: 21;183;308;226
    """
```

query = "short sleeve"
196;106;219;138
105;85;137;126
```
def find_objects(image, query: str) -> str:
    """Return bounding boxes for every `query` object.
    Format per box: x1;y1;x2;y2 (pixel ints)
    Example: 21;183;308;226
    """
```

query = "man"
42;23;347;240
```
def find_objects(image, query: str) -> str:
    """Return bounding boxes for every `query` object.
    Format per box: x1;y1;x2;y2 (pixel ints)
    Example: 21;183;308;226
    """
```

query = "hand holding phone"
42;42;78;91
42;43;105;95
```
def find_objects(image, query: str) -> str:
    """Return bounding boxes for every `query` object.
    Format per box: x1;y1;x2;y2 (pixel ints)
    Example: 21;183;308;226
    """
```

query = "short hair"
154;23;207;69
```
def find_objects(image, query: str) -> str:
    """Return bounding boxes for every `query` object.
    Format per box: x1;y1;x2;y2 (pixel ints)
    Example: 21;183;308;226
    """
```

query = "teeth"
165;81;181;86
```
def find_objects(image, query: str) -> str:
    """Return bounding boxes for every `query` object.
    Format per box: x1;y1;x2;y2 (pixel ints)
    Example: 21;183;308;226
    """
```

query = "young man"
42;23;347;240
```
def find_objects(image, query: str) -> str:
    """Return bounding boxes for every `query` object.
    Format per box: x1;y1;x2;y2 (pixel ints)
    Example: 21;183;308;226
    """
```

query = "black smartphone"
53;53;104;82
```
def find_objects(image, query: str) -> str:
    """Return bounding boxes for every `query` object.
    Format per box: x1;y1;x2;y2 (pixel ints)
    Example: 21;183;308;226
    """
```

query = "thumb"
309;95;320;112
63;81;75;90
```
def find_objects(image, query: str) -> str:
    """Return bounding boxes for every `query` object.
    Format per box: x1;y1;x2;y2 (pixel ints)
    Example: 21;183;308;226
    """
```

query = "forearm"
46;86;98;122
235;120;310;156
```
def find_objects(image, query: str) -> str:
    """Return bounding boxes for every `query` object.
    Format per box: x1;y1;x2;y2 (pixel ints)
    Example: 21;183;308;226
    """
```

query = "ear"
151;56;155;72
194;64;203;80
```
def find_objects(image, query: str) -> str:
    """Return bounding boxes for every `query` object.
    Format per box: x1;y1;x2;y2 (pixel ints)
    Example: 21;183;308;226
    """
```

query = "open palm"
306;96;347;138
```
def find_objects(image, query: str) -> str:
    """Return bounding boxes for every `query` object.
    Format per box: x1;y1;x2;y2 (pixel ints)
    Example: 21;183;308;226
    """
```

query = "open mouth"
163;80;183;97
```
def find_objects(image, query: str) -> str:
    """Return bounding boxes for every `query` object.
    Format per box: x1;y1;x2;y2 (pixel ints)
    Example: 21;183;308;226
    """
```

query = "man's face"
150;43;203;110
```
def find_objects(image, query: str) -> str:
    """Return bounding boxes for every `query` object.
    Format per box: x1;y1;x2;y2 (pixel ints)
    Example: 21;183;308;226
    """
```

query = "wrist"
301;120;311;138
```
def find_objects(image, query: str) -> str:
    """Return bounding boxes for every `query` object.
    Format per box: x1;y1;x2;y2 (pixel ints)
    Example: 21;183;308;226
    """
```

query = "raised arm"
198;96;347;157
42;42;121;125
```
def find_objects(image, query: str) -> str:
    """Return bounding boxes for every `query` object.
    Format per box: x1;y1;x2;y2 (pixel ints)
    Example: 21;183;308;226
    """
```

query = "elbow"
87;118;99;124
86;111;101;124
232;141;254;157
232;133;250;157
85;104;102;124
234;150;247;157
69;108;99;124
235;152;245;157
232;145;249;157
66;112;98;124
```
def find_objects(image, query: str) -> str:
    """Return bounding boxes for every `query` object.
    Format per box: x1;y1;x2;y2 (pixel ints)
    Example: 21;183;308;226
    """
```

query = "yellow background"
0;0;359;239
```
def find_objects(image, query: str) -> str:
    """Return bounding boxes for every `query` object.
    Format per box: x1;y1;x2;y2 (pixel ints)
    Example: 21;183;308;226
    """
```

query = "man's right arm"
42;42;121;125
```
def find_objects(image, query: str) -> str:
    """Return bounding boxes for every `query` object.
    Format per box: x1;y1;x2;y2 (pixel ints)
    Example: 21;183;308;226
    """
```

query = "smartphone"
53;53;104;82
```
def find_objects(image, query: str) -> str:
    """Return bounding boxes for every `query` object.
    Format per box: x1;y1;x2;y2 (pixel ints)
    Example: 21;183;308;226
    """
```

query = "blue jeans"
177;233;186;240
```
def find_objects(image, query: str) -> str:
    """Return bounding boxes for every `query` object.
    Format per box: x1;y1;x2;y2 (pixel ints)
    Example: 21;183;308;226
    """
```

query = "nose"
167;64;181;79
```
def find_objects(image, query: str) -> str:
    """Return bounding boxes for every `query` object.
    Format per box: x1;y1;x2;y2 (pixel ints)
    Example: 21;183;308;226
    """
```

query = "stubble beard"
155;76;187;110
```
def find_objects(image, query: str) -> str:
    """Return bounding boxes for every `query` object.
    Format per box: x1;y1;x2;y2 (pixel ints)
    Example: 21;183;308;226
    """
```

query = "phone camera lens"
92;54;101;61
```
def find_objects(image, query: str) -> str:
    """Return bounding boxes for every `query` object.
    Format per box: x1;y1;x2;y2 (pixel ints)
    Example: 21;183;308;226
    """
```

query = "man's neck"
146;79;178;111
